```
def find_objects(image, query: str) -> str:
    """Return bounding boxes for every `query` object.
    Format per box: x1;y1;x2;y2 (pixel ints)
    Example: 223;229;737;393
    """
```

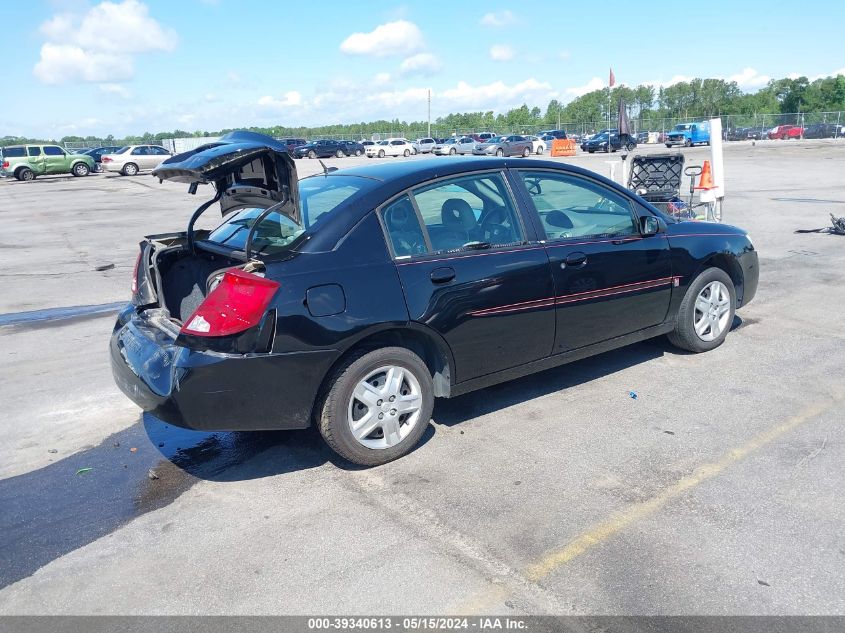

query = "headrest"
546;210;573;229
441;199;476;230
386;199;415;229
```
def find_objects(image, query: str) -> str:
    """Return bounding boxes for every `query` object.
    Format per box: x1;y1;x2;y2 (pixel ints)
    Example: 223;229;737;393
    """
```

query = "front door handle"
430;267;456;284
563;252;587;268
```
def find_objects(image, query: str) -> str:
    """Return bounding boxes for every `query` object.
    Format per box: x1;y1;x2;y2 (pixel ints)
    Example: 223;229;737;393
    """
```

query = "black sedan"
77;146;124;168
582;132;636;153
111;131;758;466
292;139;349;159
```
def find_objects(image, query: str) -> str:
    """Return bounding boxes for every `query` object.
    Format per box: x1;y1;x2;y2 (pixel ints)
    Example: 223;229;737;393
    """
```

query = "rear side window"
382;195;428;257
3;147;26;157
43;146;64;156
27;147;42;157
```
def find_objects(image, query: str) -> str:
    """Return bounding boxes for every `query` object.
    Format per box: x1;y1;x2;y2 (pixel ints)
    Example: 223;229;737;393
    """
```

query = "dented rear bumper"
110;304;338;431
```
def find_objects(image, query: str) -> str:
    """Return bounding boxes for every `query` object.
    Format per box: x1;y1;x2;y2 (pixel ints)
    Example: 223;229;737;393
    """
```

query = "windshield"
674;125;691;131
593;133;609;141
205;175;371;256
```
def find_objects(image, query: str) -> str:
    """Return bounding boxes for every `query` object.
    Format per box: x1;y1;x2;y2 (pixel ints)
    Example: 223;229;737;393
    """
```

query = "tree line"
3;73;844;147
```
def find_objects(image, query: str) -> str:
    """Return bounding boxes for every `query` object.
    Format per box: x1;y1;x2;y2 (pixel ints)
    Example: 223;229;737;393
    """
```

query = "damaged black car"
111;131;758;465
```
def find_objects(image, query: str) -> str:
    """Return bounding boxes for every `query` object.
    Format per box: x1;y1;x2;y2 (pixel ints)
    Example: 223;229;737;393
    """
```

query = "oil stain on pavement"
0;415;327;589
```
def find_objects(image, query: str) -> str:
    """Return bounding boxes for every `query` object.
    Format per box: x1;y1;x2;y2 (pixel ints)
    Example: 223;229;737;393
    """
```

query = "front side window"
43;146;64;156
518;171;637;241
409;172;523;253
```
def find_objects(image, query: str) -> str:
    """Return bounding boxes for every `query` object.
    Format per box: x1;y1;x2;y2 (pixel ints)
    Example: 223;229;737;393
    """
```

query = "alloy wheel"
347;365;423;449
693;280;731;341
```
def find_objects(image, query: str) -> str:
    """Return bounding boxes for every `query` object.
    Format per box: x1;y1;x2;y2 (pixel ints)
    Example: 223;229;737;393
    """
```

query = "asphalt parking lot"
1;140;843;615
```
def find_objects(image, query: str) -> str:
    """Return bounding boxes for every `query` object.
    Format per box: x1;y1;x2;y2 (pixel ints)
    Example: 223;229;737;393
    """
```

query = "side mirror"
640;216;661;236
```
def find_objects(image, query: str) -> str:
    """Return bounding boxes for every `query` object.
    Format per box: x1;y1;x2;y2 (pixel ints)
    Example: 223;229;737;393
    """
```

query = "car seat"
384;199;426;256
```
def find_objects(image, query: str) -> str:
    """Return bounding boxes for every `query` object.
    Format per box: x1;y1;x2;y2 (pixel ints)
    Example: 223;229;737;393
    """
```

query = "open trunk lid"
152;130;300;223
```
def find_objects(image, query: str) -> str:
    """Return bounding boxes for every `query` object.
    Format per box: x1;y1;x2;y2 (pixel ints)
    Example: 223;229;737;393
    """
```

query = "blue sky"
2;0;844;138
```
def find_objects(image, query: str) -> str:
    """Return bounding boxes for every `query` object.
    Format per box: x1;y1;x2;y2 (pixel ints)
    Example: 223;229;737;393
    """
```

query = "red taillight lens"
131;252;141;294
181;269;279;338
102;156;112;163
2;161;8;169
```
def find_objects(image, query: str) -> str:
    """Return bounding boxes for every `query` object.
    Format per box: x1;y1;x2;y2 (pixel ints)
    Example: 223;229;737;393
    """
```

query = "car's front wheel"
318;347;434;466
668;267;736;353
122;163;139;176
72;162;90;177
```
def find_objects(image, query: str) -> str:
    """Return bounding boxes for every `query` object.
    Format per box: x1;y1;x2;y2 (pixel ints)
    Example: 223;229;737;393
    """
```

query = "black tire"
122;163;138;176
18;167;34;181
522;146;531;157
667;267;736;353
403;149;410;157
72;162;90;177
495;148;504;157
355;149;362;156
308;150;316;159
335;149;344;158
449;148;456;155
536;146;544;155
317;347;434;466
665;143;672;148
684;138;692;147
378;150;385;158
626;142;636;151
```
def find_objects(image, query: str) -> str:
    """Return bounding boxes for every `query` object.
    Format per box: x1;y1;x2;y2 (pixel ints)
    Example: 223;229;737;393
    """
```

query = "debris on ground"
663;430;675;435
75;467;93;475
129;447;138;453
757;578;771;587
629;391;638;399
147;469;159;480
94;262;115;271
795;214;845;235
47;449;58;454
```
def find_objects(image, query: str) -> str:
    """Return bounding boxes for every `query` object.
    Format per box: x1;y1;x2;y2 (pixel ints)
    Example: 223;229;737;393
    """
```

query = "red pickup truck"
768;125;804;140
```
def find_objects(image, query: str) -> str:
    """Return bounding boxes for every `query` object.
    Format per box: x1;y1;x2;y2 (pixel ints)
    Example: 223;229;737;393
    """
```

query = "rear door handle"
563;252;587;268
430;267;456;284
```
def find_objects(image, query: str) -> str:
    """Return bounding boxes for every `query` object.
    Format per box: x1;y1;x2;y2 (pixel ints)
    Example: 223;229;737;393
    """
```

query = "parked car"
365;138;415;158
101;145;172;176
279;138;307;152
525;135;547;155
767;125;804;140
476;132;497;142
339;140;365;156
412;138;437;154
432;137;476;155
472;135;533;157
76;146;124;170
802;123;839;139
111;130;758;466
540;134;558;147
636;131;651;144
0;144;96;180
665;122;711;147
582;132;636;153
292;139;349;159
540;129;568;140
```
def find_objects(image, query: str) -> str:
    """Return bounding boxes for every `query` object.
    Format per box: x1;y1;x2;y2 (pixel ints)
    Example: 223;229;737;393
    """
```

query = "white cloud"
489;45;515;62
727;67;770;89
373;72;392;85
558;50;571;60
33;0;175;85
566;77;605;97
257;91;303;109
339;20;424;57
35;44;133;84
399;53;442;76
642;74;695;89
99;83;132;98
439;78;555;110
480;10;515;27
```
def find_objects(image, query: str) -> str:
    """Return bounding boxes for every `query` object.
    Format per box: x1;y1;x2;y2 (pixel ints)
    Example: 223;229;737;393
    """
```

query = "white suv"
412;138;437;154
365;138;415;158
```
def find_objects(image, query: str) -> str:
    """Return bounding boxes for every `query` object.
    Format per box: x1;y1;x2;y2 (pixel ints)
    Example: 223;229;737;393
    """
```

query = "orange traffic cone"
694;160;714;190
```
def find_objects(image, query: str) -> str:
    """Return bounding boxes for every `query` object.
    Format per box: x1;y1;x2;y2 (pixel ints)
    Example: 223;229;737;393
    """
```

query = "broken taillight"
131;252;141;294
181;269;279;338
1;161;9;169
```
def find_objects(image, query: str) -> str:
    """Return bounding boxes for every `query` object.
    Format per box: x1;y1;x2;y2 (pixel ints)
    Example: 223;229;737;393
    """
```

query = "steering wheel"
525;178;543;196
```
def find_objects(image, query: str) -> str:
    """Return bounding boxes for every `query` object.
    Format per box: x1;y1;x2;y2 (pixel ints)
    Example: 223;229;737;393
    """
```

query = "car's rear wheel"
536;146;544;155
522;146;531;157
122;163;138;176
668;267;736;353
18;167;35;181
72;162;90;177
308;150;316;159
318;347;434;466
335;149;344;158
355;149;362;156
495;148;504;157
626;141;636;151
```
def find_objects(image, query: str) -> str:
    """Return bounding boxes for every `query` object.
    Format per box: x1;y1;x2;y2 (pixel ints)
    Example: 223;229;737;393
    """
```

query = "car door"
148;146;170;169
381;170;555;383
26;146;47;175
512;168;673;354
42;146;67;174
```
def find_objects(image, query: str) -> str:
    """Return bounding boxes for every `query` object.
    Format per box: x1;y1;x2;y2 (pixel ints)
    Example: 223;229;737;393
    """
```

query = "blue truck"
664;121;711;148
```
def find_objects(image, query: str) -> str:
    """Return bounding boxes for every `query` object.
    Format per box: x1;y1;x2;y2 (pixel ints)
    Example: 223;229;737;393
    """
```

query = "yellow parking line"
526;399;835;582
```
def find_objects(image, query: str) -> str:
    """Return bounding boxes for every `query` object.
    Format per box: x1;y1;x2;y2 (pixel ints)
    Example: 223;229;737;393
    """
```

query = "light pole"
427;90;431;138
